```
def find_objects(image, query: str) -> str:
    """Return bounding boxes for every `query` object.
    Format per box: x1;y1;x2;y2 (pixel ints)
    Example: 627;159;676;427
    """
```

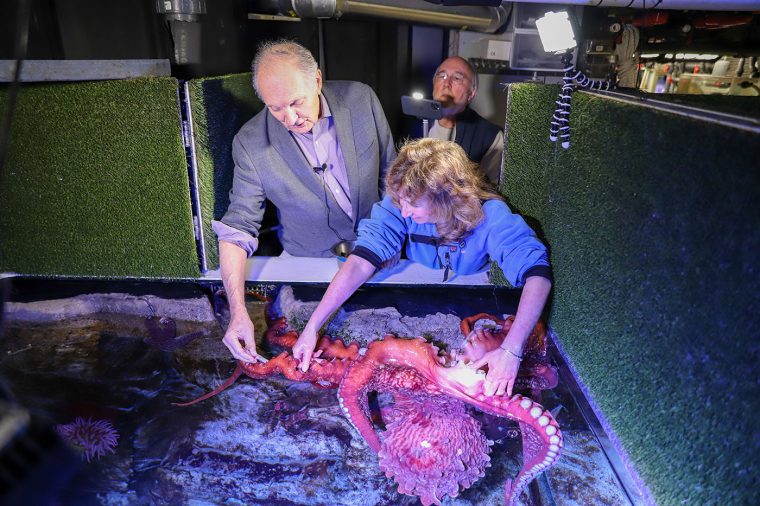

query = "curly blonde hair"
385;138;504;242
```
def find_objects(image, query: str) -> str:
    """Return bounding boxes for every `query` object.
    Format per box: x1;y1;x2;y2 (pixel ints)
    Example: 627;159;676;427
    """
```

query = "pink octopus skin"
337;335;562;505
177;317;563;506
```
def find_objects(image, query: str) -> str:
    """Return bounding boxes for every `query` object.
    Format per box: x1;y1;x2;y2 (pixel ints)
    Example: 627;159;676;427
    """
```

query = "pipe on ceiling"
260;0;510;33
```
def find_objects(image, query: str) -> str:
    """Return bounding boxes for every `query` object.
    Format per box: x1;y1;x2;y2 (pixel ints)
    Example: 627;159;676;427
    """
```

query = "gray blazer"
221;81;396;257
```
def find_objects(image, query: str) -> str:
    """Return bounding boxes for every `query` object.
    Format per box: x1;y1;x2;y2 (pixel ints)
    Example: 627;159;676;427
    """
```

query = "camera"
401;96;443;120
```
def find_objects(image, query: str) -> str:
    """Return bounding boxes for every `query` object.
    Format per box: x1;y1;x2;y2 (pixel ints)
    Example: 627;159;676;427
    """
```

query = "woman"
293;138;552;397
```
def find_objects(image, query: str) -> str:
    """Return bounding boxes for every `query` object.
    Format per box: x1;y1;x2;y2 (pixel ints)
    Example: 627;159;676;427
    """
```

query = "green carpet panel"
0;78;199;278
502;83;759;505
647;92;760;119
186;73;263;269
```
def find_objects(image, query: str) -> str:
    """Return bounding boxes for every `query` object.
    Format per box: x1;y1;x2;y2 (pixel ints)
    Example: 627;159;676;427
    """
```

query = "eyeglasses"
433;70;470;85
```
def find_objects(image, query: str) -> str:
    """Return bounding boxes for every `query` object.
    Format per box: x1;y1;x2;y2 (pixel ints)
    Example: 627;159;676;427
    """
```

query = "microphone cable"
313;163;352;243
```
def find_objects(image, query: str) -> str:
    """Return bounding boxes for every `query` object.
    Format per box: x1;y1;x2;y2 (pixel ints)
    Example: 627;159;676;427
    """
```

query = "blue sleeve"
483;200;551;287
353;196;407;267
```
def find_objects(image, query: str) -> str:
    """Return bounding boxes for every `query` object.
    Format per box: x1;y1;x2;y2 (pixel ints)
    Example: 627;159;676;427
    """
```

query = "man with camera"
429;56;503;185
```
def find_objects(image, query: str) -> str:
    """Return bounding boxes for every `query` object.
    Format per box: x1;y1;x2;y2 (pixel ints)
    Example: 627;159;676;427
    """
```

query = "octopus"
178;314;562;506
458;313;559;392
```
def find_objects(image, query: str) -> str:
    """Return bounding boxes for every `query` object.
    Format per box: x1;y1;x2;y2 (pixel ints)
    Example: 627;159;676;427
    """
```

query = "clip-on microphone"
313;163;327;174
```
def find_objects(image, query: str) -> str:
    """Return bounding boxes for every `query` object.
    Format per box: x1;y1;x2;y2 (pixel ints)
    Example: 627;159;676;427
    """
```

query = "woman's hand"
222;315;267;364
468;275;552;396
295;255;377;372
292;327;319;372
469;348;522;397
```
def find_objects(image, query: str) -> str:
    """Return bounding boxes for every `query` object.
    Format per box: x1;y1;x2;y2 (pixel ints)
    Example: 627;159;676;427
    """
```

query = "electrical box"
484;39;510;60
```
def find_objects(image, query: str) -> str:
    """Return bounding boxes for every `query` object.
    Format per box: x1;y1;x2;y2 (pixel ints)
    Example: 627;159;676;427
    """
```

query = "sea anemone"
56;417;120;462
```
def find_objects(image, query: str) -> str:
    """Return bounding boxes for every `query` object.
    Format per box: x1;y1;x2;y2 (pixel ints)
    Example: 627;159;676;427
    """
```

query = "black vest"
454;108;502;164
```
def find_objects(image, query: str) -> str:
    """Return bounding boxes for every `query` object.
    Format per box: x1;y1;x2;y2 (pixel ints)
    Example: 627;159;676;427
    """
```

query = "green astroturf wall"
502;84;759;505
187;73;263;269
0;78;200;278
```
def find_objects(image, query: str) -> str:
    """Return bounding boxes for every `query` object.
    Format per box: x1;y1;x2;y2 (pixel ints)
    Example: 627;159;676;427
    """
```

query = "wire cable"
315;168;352;243
549;51;613;149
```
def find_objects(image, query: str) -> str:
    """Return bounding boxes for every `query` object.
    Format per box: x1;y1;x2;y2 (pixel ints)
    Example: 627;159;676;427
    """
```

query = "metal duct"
156;0;207;64
502;0;760;11
258;0;510;33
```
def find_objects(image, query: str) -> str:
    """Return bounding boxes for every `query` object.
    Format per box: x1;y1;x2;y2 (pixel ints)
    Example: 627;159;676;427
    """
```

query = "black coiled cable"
549;51;612;149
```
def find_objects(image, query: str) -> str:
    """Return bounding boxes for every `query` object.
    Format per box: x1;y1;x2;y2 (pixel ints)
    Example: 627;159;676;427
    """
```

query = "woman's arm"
292;255;377;371
469;275;552;396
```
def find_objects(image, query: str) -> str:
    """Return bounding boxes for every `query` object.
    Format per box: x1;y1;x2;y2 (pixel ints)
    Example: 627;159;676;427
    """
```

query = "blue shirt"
352;196;551;286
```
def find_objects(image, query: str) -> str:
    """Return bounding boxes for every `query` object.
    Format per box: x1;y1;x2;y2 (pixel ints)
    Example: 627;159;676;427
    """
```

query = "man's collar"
318;93;332;120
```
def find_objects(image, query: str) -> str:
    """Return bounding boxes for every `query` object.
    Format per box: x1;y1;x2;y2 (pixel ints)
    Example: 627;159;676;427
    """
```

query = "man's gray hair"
467;61;479;93
461;57;478;93
252;39;319;98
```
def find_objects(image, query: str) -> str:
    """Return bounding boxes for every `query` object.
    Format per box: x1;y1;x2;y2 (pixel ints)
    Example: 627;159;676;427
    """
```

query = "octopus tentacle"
313;336;361;361
177;320;361;405
460;312;506;336
173;365;245;407
460;313;549;359
239;351;347;387
266;318;360;361
262;317;293;347
337;356;383;451
338;335;562;505
337;335;442;452
176;345;353;406
174;352;327;406
460;394;562;506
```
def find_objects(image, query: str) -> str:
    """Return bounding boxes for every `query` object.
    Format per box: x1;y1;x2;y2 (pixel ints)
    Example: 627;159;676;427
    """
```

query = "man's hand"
469;348;521;397
222;315;267;363
292;328;319;372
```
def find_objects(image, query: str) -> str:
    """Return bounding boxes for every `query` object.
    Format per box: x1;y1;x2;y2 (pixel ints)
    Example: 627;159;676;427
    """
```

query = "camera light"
412;91;424;100
536;11;577;53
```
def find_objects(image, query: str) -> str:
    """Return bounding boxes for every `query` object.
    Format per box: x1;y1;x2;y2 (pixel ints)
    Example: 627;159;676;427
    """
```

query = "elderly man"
213;39;395;363
430;56;503;185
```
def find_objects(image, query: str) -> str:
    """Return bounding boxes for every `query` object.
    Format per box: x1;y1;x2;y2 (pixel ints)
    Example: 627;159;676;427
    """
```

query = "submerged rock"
271;285;465;352
5;293;216;323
